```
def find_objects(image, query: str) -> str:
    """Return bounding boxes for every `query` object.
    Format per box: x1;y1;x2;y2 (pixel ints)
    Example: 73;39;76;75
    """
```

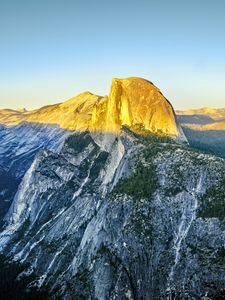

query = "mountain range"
0;77;225;300
176;107;225;158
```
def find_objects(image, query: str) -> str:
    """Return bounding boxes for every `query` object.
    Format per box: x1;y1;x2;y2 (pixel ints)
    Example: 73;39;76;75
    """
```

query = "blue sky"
0;0;225;110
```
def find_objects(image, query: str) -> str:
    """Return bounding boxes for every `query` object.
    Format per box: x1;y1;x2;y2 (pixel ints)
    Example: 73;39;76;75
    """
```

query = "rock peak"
106;76;180;136
111;76;155;86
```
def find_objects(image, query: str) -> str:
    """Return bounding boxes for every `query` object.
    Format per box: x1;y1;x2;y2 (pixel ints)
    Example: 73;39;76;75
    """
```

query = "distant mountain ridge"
176;107;225;130
176;107;225;158
176;107;225;121
183;122;225;131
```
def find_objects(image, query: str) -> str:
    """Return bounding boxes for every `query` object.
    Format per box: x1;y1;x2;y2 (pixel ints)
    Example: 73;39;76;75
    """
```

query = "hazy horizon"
1;0;225;110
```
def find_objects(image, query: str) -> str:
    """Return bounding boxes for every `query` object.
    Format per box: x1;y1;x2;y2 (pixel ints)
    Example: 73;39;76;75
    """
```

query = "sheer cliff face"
106;78;179;136
0;77;182;138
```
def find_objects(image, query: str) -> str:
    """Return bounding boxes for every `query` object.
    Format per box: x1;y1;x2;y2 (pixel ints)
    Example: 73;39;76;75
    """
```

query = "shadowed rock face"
0;77;183;139
0;123;70;224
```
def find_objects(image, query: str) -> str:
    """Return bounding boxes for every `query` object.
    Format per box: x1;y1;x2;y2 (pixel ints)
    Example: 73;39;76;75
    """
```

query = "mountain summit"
0;77;183;138
105;77;181;136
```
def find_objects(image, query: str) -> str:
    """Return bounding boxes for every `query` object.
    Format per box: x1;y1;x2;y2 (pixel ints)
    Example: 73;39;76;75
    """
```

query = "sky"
0;0;225;110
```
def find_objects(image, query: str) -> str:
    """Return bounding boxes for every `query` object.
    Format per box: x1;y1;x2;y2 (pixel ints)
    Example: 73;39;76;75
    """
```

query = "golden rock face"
0;77;181;137
105;77;179;135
